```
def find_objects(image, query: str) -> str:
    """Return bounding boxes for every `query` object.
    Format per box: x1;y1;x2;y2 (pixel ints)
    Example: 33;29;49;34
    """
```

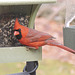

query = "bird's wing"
26;28;55;42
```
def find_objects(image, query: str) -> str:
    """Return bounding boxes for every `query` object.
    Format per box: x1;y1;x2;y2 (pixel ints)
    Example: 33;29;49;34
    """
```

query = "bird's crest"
14;18;21;30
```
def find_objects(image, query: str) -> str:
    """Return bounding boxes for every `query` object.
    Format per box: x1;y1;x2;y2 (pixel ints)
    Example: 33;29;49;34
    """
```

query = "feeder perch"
0;0;56;63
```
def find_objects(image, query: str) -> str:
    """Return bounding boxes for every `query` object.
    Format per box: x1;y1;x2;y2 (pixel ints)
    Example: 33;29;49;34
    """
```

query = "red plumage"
14;18;75;54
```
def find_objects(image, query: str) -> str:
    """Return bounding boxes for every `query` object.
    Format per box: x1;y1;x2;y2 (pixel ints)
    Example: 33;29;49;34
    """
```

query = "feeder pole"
23;61;38;75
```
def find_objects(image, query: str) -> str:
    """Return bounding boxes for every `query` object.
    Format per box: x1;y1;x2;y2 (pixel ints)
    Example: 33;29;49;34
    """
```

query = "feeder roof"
0;0;56;5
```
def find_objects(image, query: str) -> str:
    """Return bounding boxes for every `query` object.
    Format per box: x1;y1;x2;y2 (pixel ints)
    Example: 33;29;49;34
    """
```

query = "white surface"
0;0;56;5
0;47;42;63
0;0;55;2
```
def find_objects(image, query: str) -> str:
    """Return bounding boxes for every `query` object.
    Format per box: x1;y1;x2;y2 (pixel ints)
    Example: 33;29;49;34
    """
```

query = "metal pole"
23;61;38;75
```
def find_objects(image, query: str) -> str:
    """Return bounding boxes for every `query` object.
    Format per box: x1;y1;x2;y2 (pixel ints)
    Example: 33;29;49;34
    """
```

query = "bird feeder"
63;0;75;50
0;0;56;63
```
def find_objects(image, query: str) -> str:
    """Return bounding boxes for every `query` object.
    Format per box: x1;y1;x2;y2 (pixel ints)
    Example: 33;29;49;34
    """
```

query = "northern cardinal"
14;18;75;54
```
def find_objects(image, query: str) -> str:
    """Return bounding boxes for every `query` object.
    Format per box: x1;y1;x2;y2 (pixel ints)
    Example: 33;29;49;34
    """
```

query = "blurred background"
1;0;75;75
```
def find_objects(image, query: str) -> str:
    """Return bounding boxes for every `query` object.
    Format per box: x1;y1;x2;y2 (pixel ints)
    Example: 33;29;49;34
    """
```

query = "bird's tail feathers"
56;45;75;54
46;40;75;54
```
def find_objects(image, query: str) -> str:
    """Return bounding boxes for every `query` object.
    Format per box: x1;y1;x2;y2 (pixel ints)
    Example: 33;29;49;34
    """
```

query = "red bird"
14;18;75;54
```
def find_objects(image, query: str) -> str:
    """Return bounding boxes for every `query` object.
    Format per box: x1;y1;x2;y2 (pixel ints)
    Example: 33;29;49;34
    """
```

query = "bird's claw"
26;46;36;51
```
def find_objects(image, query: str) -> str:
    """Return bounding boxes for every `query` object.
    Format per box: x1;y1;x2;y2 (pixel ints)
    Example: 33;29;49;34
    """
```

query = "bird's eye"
18;29;21;31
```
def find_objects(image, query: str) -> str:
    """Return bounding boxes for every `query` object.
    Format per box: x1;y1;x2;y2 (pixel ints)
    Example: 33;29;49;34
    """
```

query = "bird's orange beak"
14;31;19;36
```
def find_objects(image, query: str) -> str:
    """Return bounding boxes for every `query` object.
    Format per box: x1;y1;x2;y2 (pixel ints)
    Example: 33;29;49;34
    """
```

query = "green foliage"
0;59;75;75
0;62;25;75
37;59;75;75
